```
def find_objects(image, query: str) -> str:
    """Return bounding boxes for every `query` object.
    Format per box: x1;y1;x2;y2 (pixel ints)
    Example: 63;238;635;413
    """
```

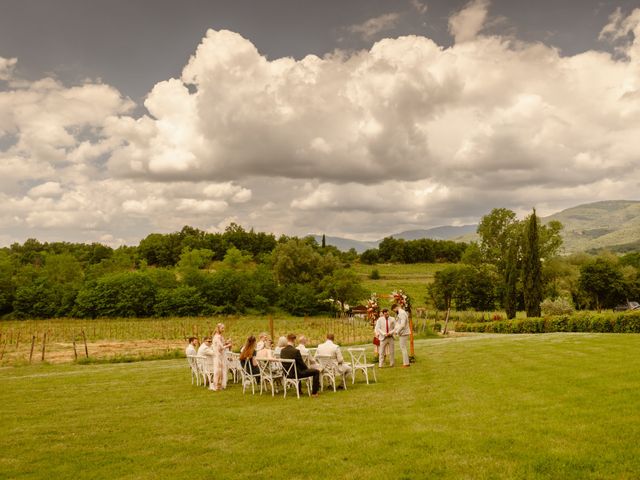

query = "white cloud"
347;13;402;41
448;0;490;43
0;57;17;81
3;8;640;245
27;181;64;198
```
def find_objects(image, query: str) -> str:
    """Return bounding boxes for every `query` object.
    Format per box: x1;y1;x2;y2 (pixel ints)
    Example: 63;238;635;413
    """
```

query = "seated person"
185;336;198;357
274;336;288;355
197;336;214;357
256;337;274;359
256;332;269;352
196;336;215;386
239;335;260;381
316;333;352;378
296;335;321;370
280;333;320;396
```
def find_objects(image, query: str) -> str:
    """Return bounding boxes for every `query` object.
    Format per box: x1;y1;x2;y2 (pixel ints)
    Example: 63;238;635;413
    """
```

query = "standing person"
211;323;232;391
280;333;320;397
185;337;198;357
375;309;395;368
393;303;410;367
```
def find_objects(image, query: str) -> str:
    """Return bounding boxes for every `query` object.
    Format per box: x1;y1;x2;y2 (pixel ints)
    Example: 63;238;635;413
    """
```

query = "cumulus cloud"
448;0;490;43
2;7;640;245
0;57;17;81
347;13;402;41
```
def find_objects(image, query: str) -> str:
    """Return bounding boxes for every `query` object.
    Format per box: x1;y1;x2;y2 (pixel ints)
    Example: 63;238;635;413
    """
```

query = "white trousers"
399;335;410;366
379;336;395;367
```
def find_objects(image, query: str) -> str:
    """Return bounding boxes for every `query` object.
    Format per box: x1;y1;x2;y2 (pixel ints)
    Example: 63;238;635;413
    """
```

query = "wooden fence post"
268;316;274;344
15;331;20;350
29;335;36;363
81;330;89;358
72;337;78;361
41;332;47;362
0;340;6;360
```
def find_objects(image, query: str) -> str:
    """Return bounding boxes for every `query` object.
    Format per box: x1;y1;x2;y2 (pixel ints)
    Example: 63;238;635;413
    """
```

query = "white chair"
239;358;261;395
257;358;284;396
279;358;311;399
187;355;200;386
315;354;348;392
196;355;212;387
348;348;377;384
226;351;242;383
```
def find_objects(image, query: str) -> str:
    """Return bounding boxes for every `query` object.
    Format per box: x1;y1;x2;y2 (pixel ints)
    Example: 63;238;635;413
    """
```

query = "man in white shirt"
393;303;411;367
375;309;395;367
296;335;320;370
197;336;215;388
316;333;352;378
185;337;198;357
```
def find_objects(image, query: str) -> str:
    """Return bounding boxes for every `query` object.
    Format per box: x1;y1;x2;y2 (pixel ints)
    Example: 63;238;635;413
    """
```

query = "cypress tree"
504;240;519;319
321;234;326;248
522;209;542;317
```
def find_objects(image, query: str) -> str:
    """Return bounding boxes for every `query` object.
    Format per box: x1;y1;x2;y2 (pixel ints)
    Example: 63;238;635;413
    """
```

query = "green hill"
545;200;640;254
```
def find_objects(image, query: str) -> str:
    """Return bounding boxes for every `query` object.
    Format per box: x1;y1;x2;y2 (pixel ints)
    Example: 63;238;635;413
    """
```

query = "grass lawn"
2;333;640;479
354;262;449;307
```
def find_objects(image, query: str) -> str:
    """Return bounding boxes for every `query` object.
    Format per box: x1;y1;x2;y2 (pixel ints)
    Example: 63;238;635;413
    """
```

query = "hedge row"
454;311;640;334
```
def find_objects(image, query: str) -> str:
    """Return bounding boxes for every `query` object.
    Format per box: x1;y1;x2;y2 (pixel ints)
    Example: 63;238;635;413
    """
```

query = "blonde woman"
256;337;274;359
211;323;231;391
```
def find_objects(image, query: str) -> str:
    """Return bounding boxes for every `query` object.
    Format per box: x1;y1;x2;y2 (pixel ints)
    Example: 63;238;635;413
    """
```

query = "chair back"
316;354;338;373
279;358;298;380
348;348;367;367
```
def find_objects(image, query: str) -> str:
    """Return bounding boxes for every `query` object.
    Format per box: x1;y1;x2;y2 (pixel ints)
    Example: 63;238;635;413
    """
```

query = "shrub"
455;311;640;334
541;297;575;316
369;269;380;280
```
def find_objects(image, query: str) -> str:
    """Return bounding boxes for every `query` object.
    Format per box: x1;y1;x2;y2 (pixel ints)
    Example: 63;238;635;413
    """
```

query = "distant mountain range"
312;224;477;253
312;200;640;254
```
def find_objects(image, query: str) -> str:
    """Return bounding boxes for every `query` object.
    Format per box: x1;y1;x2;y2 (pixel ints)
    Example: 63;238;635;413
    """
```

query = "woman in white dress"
211;323;231;391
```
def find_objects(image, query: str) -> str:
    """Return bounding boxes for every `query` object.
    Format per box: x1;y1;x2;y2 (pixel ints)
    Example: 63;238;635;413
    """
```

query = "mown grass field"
2;333;639;479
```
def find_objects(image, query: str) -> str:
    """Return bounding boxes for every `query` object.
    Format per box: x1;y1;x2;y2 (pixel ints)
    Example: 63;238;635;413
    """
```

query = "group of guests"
374;303;411;368
186;327;352;397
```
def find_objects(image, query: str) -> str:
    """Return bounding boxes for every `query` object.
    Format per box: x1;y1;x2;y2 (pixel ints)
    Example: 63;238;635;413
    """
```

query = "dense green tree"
74;272;157;318
278;283;324;316
0;251;15;315
504;241;520;319
578;258;627;311
320;268;368;312
154;286;209;317
360;249;380;265
522;210;543;317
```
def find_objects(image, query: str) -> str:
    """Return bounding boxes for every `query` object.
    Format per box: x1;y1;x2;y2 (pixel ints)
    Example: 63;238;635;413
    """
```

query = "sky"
1;0;640;246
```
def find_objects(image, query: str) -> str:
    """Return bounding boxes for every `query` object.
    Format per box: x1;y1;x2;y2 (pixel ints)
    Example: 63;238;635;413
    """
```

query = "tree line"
0;224;372;319
2;215;638;320
427;208;640;317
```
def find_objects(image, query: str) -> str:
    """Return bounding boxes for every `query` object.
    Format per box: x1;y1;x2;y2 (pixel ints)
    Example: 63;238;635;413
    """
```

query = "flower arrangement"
366;293;380;325
391;289;411;313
